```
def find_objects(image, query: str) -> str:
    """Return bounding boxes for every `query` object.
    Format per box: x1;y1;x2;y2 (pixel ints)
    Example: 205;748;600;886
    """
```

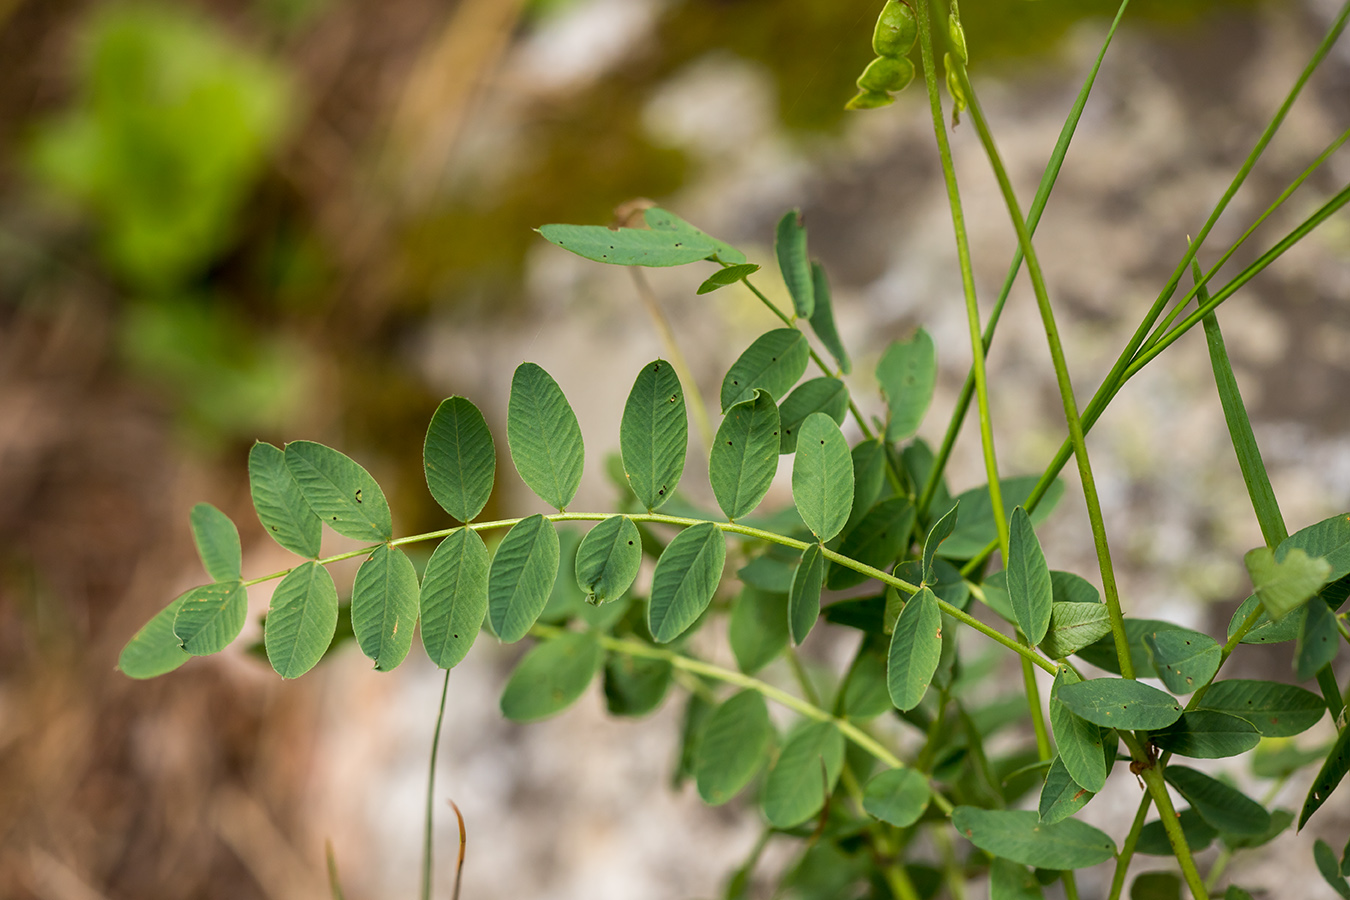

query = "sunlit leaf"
710;390;780;522
792;413;853;542
507;362;585;511
887;587;941;711
876;329;936;443
420;528;489;669
950;807;1116;869
762;720;845;828
499;630;602;722
695;690;776;805
808;262;850;375
350;543;419;671
488;514;560;643
649;522;726;643
285;440;392;541
190;502;241;583
863;768;930;827
248;441;322;558
118;594;192;679
774;210;814;318
620;359;688;511
719;330;810;412
1164;765;1269;836
264;561;338;679
789;544;825;645
424;396;495;523
172;581;247;656
778;377;849;454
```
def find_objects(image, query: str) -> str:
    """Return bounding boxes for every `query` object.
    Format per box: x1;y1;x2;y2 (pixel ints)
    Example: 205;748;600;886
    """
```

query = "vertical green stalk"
422;668;452;900
960;70;1134;679
913;0;1008;560
1107;793;1155;900
1136;762;1209;900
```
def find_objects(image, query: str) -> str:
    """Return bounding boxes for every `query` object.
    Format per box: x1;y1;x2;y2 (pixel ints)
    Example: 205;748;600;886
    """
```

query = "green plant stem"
631;267;715;451
914;0;1009;561
916;0;1133;521
933;825;968;900
960;69;1133;679
1020;654;1052;760
1127;744;1209;900
1106;793;1154;900
882;858;923;900
421;668;452;900
325;840;346;900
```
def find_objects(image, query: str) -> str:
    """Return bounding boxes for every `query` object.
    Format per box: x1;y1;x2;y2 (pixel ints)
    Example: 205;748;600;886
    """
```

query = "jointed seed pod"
948;10;969;64
872;0;918;59
856;56;916;94
845;90;895;111
944;52;968;122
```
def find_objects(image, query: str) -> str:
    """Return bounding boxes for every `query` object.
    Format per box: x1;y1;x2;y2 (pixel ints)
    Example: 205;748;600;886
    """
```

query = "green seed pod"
845;90;896;111
948;10;968;63
944;52;968;120
872;1;918;59
856;56;916;94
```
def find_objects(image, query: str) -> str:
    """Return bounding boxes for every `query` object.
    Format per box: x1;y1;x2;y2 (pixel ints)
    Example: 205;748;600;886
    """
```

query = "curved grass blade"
729;586;789;674
1298;712;1350;829
951;807;1116;869
620;359;688;512
1056;677;1182;730
887;587;941;711
285;441;393;542
762;720;845;828
424;396;495;523
710;390;780;522
789;543;825;645
574;515;641;604
649;522;726;643
537;223;714;267
1150;711;1260;759
774;210;814;318
499;630;602;722
695;690;775;805
876;329;936;443
249;441;322;558
778;377;849;453
173;581;248;656
1049;668;1108;793
420;528;490;669
863;768;931;827
118;594;192;679
808;262;850;375
488;514;560;643
1195;679;1324;737
719;329;810;412
190;503;241;583
792;413;853;542
508;363;585;511
264;561;339;679
1143;626;1221;695
1007;507;1052;645
1164;765;1269;836
351;543;420;671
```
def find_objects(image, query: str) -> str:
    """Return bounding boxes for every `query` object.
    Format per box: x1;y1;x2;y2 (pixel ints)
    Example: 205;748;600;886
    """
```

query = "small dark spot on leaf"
355;489;363;503
628;540;634;545
658;488;665;495
670;395;677;402
452;633;459;639
727;441;733;446
271;526;279;532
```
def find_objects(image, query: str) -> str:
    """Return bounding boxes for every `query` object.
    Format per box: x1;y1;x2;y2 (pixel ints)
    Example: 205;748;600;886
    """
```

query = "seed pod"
872;0;918;59
948;10;968;64
845;90;895;111
944;52;967;121
856;56;916;94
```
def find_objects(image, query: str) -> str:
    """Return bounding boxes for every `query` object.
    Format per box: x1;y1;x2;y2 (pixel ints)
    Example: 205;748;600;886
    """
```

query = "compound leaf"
499;630;602;722
508;363;584;511
762;720;845;828
778;377;849;453
876;329;936;443
172;581;248;656
951;807;1116;870
1007;507;1052;645
575;515;641;604
695;690;776;805
710;390;780;521
789;543;825;645
420;527;490;669
351;543;419;671
792;413;853;542
887;587;941;711
118;594;192;679
424;396;495;523
248;441;322;558
286;441;392;541
1164;765;1269;836
1195;679;1324;737
488;514;560;643
719;330;809;412
649;522;726;643
264;561;338;679
1057;677;1182;730
620;359;688;511
190;503;241;583
774;210;814;318
863;768;931;827
808;261;850;374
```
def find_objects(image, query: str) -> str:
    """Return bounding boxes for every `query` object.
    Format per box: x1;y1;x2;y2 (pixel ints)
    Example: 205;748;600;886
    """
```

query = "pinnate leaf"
488;514;560;643
248;441;322;557
285;440;392;541
649;522;726;643
264;561;338;679
424;396;495;523
719;329;809;412
420;527;489;668
792;413;853;542
190;503;241;582
710;390;780;521
508;363;585;511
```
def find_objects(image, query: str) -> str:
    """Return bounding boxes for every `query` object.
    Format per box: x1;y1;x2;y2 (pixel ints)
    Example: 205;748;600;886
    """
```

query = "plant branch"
421;668;452;900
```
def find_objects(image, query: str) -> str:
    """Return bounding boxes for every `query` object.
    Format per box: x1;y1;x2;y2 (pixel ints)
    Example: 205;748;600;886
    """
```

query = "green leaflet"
1149;711;1260;759
1049;668;1107;793
1195;679;1324;737
644;207;746;264
808;262;851;375
1056;677;1182;730
738;551;798;593
695;690;776;805
789;544;825;645
1295;594;1339;681
1136;807;1217;855
938;476;1064;559
1224;888;1255;900
264;561;338;679
1143;626;1221;695
774;210;814;318
1164;765;1269;836
350;543;419;671
285;440;393;542
603;653;672;717
1280;513;1350;580
1228;593;1305;645
1220;807;1293;850
1038;757;1093;824
620;359;688;512
778;377;849;454
1006;507;1052;645
862;768;931;827
574;516;641;604
118;593;192;679
844;438;887;536
762;719;845;828
719;330;810;412
729;586;789;674
648;522;726;643
1315;839;1350;900
190;502;241;582
710;390;780;522
424;396;495;523
1299;717;1350;829
1040;602;1112;659
876;329;936;443
842;640;892;718
488;514;560;643
508;362;585;511
172;581;248;656
887;587;941;711
248;441;322;558
537;222;715;267
1244;545;1330;621
792;413;853;542
828;498;915;590
990;858;1044;900
1075;618;1189;679
921;502;959;587
499;630;602;722
1130;873;1181;900
420;527;490;669
696;263;760;294
950;807;1116;870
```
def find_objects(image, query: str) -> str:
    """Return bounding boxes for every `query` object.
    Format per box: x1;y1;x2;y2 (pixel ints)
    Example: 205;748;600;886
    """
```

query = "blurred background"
1;0;1347;897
